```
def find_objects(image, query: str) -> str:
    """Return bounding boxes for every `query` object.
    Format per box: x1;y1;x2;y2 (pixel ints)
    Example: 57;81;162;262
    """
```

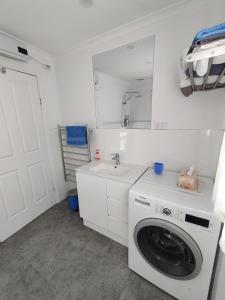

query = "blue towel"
193;23;225;43
189;22;225;53
66;126;88;146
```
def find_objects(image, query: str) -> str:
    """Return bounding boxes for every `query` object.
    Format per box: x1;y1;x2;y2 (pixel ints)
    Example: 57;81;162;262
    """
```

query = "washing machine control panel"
162;208;172;216
157;205;177;218
157;204;214;232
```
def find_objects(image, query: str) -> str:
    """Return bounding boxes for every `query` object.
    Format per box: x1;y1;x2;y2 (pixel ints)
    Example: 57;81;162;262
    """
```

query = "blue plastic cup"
154;162;164;175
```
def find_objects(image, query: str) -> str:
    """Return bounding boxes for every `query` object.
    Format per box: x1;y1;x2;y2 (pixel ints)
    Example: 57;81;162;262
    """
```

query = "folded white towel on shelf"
179;49;193;97
196;58;209;76
198;38;225;50
193;49;225;75
213;53;225;64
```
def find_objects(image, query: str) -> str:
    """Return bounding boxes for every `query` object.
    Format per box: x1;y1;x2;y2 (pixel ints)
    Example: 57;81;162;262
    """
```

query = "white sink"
77;160;147;184
90;162;130;176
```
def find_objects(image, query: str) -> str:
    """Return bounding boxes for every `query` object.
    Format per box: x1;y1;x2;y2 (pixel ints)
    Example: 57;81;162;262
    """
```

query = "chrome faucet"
112;153;120;166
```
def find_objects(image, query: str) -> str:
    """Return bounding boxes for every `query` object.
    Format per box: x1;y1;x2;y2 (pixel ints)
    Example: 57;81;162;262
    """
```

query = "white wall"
90;129;223;178
56;0;225;130
0;34;66;203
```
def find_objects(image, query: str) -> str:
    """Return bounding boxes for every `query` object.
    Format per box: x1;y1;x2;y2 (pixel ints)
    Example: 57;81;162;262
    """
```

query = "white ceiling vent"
0;32;30;62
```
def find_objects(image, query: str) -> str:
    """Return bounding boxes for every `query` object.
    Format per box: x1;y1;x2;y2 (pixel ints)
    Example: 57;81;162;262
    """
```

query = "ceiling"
93;35;155;81
0;0;186;56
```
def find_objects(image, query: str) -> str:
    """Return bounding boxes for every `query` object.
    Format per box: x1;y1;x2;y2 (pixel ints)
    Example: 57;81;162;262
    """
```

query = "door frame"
0;55;64;203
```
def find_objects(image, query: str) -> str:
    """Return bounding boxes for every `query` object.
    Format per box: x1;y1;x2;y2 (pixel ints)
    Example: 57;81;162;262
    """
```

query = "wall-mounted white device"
0;32;30;62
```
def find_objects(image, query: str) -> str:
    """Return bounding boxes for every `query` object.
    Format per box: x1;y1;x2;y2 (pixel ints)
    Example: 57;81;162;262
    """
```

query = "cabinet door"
107;180;130;204
107;180;131;240
77;173;107;229
108;198;128;223
108;216;128;239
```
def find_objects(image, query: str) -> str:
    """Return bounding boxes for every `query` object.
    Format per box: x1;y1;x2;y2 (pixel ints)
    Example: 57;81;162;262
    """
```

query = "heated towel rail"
58;125;91;183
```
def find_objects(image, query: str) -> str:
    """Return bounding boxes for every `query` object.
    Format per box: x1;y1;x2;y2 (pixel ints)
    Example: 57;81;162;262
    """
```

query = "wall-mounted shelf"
183;43;225;93
186;43;225;63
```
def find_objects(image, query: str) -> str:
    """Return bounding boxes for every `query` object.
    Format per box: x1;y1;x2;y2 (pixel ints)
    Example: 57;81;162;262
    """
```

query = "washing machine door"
134;218;203;280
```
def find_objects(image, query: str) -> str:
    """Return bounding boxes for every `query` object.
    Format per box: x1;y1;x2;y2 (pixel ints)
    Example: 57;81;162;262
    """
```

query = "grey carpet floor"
0;200;175;300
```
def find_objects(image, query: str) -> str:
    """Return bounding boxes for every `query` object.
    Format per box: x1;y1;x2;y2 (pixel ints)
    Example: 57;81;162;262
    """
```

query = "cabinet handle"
135;197;150;207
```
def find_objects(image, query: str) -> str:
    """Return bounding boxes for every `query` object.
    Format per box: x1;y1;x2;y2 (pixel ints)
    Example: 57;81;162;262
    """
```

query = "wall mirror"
93;35;155;129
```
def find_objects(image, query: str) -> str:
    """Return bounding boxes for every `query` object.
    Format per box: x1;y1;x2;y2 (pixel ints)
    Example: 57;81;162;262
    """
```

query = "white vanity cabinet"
76;173;132;246
76;161;147;246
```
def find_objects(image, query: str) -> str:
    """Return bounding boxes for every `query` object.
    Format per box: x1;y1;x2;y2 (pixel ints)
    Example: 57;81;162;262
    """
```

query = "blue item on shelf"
66;126;88;146
68;195;79;211
194;22;225;44
189;22;225;53
154;162;164;175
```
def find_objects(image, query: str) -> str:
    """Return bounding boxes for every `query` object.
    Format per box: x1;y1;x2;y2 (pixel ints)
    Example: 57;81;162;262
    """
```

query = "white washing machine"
128;169;221;300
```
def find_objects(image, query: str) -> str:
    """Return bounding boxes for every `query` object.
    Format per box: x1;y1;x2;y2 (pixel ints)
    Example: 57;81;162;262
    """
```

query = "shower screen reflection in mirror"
92;35;155;129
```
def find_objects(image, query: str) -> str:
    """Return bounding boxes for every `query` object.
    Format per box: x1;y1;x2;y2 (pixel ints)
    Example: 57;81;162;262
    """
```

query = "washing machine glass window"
134;218;203;280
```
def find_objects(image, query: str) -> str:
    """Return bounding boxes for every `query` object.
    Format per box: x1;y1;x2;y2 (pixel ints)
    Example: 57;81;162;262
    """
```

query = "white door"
0;68;55;241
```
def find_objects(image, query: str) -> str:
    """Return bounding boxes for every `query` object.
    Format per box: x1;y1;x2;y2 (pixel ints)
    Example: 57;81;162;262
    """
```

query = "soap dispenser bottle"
95;149;101;161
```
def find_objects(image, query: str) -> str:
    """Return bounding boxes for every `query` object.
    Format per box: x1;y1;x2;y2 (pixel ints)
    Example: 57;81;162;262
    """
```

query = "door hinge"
0;67;6;74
